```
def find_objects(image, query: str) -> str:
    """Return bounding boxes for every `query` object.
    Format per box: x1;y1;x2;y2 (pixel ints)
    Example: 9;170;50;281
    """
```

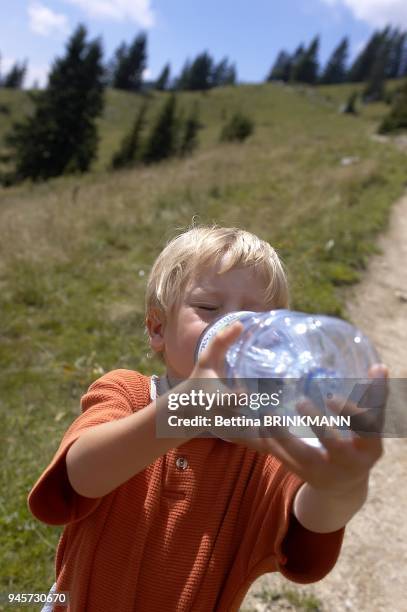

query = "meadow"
0;80;406;610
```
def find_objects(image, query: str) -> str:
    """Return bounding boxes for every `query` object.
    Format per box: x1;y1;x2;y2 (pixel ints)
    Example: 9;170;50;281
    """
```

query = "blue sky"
1;0;407;88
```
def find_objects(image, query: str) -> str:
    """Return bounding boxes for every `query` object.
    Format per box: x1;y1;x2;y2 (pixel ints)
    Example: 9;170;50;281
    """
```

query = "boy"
28;225;387;611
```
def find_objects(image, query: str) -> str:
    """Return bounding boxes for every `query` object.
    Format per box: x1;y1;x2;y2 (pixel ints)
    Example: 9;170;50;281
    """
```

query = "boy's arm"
66;379;196;499
292;477;368;533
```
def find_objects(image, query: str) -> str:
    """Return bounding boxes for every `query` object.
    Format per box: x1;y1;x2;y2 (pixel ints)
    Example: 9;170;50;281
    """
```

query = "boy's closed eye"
196;305;219;311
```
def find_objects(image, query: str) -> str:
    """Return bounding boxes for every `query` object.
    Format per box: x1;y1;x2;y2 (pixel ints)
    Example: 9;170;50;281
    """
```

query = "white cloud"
64;0;156;28
322;0;407;28
28;2;69;37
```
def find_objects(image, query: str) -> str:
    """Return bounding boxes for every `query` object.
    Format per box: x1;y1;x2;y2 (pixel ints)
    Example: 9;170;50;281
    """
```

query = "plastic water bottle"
194;310;380;446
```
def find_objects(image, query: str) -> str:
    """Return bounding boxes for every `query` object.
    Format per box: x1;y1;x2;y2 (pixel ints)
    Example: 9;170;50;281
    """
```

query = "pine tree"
320;37;348;84
142;94;178;163
111;33;147;91
178;104;200;156
155;63;170;90
289;44;305;81
107;42;126;86
385;28;406;78
266;51;292;82
187;52;213;90
2;60;27;88
176;52;213;90
3;24;105;183
212;57;236;86
400;41;407;77
348;29;387;82
363;55;386;102
379;78;407;133
176;60;192;90
291;36;320;84
111;102;148;169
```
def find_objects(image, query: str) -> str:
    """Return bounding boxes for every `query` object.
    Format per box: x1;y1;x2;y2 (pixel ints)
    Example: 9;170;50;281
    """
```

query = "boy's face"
148;262;271;381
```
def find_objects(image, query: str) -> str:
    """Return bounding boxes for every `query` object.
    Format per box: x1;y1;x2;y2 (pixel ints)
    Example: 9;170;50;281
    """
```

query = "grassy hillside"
0;82;406;609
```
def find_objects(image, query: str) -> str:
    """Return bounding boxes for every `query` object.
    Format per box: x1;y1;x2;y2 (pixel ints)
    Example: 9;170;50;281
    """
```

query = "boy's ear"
145;307;166;353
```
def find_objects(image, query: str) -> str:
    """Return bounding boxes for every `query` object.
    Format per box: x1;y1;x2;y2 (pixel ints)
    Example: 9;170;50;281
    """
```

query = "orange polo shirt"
28;369;344;611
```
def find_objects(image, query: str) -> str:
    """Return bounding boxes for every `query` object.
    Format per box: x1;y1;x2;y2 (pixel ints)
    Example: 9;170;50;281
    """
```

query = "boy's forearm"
66;380;195;499
293;478;369;533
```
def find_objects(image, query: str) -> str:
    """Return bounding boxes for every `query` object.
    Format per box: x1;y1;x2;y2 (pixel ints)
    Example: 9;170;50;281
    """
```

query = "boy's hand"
234;364;389;497
184;321;248;434
191;320;244;381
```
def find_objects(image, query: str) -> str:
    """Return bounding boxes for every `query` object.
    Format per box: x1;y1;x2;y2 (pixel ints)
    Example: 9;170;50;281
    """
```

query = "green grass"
259;584;322;610
0;81;406;609
241;584;322;611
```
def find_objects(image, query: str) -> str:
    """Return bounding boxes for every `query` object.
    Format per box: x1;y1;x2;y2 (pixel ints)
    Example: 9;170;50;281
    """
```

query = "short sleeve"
27;370;142;526
274;475;345;583
279;511;345;583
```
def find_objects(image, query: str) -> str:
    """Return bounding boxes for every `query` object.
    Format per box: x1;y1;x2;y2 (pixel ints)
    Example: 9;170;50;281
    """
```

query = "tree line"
3;25;406;93
267;26;407;88
0;32;236;93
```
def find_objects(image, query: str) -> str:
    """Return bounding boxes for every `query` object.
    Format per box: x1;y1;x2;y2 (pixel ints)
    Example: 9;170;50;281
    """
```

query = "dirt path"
241;193;407;611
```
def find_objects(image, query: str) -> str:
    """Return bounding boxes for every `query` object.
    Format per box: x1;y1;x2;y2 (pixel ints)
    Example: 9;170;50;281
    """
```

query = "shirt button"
176;457;188;470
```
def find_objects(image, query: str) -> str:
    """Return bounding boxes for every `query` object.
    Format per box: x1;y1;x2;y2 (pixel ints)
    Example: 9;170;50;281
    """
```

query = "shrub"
220;112;254;142
340;91;358;115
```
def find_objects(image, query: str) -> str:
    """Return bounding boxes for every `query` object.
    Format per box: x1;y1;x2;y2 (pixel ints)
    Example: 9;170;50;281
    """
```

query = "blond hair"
145;224;289;319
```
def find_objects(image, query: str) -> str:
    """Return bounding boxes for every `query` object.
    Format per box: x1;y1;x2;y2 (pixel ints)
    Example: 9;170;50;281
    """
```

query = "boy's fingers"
296;399;345;456
326;365;388;436
197;321;243;370
368;363;389;380
296;399;341;437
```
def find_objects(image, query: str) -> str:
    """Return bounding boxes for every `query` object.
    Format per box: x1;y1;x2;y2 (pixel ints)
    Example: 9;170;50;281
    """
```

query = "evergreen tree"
178;104;200;156
384;28;406;78
320;37;348;84
266;51;292;82
3;24;105;183
142;94;178;163
111;33;147;91
187;52;213;90
289;44;305;81
363;55;386;102
111;101;148;169
176;60;192;90
155;63;170;91
400;41;407;76
212;57;236;86
2;60;27;88
175;53;236;90
291;36;320;84
379;78;407;133
107;42;126;86
349;29;387;82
